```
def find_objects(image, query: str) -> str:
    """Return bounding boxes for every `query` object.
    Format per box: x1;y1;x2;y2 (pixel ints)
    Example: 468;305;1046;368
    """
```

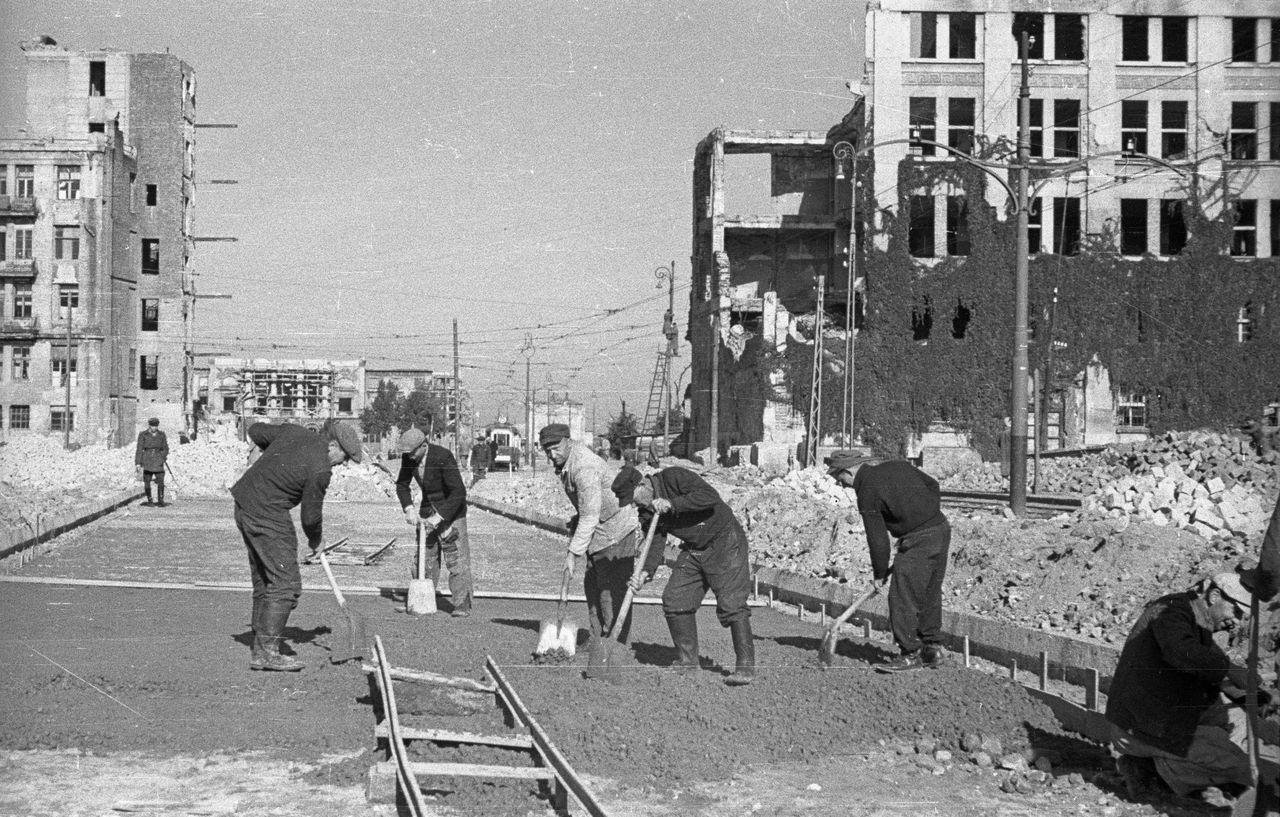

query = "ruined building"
688;1;1279;465
200;358;365;435
0;37;196;444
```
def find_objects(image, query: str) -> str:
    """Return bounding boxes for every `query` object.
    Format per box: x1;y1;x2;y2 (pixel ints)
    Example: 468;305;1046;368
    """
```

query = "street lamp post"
832;141;860;446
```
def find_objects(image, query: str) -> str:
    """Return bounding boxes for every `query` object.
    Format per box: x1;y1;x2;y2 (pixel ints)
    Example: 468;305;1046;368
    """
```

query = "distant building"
201;358;364;435
532;391;586;443
0;36;196;443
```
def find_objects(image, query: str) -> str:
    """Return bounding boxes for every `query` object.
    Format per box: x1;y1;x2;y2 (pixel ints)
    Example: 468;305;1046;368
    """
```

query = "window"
1055;14;1085;60
9;405;30;429
1229;102;1258;160
1120;199;1147;256
0;229;5;261
1272;201;1280;257
948;98;975;153
1161;17;1188;62
1053;99;1080;158
1116;394;1147;429
88;122;105;134
909;97;937;156
1052;197;1081;255
909;195;935;258
1012;13;1044;59
141;299;159;332
1121;101;1147;154
1161;101;1188;159
222;395;237;412
50;408;75;433
1160;200;1187;256
89;61;105;96
1232;18;1258;63
946;196;970;256
56;166;80;200
14;227;32;260
949;13;977;59
15;165;33;199
1231;200;1257;256
142;239;160;274
1018;99;1044;157
1028;197;1043;253
911;12;938;58
11;345;30;380
1121;17;1148;62
59;285;79;313
51;344;77;388
1238;304;1256;343
12;283;32;318
338;397;353;413
55;227;80;260
1271;103;1280;160
141;355;159;390
0;164;6;195
146;184;157;206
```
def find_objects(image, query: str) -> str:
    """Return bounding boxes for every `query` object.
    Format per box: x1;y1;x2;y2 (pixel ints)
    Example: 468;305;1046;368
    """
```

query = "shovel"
535;567;579;660
818;583;882;668
317;550;368;664
163;462;180;503
406;522;437;615
1232;590;1263;817
585;512;662;683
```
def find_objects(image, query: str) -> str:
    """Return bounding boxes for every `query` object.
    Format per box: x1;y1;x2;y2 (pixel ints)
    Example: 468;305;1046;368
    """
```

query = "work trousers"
888;520;950;653
1110;703;1255;796
415;517;473;613
143;469;165;500
235;503;302;609
584;531;637;642
661;521;752;627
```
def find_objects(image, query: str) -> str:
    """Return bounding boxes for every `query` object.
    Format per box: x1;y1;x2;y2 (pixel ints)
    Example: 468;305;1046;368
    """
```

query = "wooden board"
374;723;534;750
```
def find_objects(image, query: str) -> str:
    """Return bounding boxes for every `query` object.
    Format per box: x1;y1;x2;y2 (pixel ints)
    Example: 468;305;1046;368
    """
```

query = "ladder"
805;275;826;467
641;350;670;435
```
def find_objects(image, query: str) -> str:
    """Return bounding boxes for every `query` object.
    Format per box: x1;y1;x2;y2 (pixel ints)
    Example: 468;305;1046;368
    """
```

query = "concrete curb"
468;494;1123;695
0;489;145;563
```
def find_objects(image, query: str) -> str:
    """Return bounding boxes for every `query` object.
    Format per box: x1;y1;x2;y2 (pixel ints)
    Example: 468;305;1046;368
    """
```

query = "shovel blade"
330;608;368;664
584;638;627;684
817;629;838;668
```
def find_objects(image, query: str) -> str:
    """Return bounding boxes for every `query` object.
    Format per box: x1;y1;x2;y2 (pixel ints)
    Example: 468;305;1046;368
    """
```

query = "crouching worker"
230;420;363;671
612;465;755;686
1107;572;1273;804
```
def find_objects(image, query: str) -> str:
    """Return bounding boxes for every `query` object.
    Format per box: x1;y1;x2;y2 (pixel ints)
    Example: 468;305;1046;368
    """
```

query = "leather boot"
253;600;304;672
249;598;269;669
724;618;755;686
666;613;699;672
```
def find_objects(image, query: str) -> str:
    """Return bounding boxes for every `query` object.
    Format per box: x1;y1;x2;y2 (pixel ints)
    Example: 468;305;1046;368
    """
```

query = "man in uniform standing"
613;464;755;686
231;419;363;672
469;434;492;486
539;424;638;642
389;427;473;617
828;450;951;673
135;417;170;507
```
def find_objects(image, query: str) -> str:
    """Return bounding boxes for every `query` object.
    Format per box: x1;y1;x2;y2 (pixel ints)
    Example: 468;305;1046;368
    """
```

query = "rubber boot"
254;600;304;672
156;487;166;508
724;618;755;686
249;598;269;670
666;613;699;673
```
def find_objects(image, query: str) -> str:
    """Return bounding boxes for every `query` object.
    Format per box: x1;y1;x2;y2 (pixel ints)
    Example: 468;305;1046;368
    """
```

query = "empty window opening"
222;395;237;412
949;13;977;59
141;355;159;391
946;196;970;256
1161;17;1189;62
51;344;78;388
338;397;354;414
146;184;157;206
912;297;934;341
1052;197;1081;255
1160;200;1187;256
56;166;81;200
1019;99;1044;157
1120;199;1147;256
1121;17;1149;62
89;61;105;96
1232;18;1258;62
909;195;936;258
1055;14;1085;60
141;299;159;332
1270;103;1280;160
1028;198;1043;253
1116;394;1148;429
951;299;972;339
142;239;160;274
88;122;105;133
948;98;976;154
911;12;938;58
1053;100;1081;158
10;346;31;380
1229;102;1259;160
1011;13;1044;59
1271;200;1280;257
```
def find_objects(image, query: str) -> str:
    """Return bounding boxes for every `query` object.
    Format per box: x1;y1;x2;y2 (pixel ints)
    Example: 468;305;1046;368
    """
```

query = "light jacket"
558;441;637;556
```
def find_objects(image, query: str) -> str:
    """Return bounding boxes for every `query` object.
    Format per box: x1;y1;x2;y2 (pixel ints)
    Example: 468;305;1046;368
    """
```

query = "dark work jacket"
1105;591;1234;756
230;423;331;543
638;466;744;577
470;442;492;469
852;460;947;581
395;443;467;524
134;429;169;472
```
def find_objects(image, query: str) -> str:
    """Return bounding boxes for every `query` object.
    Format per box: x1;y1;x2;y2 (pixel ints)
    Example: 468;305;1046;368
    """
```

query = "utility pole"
452;318;460;460
64;291;73;449
657;262;678;458
1010;30;1033;516
520;333;534;470
709;309;720;465
834;146;858;446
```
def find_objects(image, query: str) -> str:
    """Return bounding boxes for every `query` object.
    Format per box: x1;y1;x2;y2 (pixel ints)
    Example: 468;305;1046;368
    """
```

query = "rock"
979;736;1003;757
972;752;993;767
998;753;1028;771
934;749;953;763
960;732;983;752
806;783;821;791
914;737;936;755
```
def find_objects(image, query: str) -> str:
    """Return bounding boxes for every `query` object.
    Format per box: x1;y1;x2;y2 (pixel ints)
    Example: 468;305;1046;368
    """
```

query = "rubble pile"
0;436;135;532
468;473;573;518
165;437;250;497
327;460;397;501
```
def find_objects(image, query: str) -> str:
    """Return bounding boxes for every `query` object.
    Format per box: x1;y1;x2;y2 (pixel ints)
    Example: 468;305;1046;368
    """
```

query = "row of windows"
2;343;161;391
904;196;1280;259
0;405;75;432
908;12;1280;64
0;227;163;274
0;164;160;207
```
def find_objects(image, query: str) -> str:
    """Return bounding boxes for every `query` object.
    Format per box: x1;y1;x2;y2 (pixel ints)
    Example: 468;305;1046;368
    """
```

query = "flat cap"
611;465;644;505
147;417;160;426
538;423;571;446
825;449;876;476
1213;572;1254;610
323;419;364;463
396;427;427;456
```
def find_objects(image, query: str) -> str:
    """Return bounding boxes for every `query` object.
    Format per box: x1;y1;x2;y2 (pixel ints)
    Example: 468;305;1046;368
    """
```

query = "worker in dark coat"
613;464;755;686
135;417;170;507
1106;574;1262;799
389;427;472;616
469;434;492;485
230;420;362;671
828;451;950;672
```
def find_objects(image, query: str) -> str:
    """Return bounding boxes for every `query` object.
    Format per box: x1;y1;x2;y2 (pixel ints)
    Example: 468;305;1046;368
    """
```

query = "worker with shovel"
135;417;170;507
827;450;950;673
540;424;639;644
231;419;363;672
388;427;473;617
612;464;755;686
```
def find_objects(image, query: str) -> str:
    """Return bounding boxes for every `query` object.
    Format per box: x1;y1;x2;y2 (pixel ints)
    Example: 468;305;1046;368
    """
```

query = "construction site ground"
0;494;1239;816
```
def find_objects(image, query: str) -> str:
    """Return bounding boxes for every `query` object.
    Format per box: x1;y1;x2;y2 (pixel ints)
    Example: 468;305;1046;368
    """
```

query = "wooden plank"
374;723;533;749
404;761;554;781
1085;668;1100;712
1040;651;1050;691
362;662;497;693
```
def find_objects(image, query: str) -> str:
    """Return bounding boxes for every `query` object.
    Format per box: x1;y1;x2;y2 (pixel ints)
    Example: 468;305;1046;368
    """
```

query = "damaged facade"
199;358;365;435
687;0;1280;464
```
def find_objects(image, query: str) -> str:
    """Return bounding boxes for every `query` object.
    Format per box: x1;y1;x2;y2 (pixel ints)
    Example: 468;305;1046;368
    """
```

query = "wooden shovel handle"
318;551;346;608
416;522;426;581
605;511;662;641
823;583;880;639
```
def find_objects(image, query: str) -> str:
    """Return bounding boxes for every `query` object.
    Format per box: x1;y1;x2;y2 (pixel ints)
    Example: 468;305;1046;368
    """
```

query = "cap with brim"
825;449;875;476
148;417;160;426
396;428;426;456
538;423;570;447
1213;572;1254;610
611;465;644;505
326;421;364;463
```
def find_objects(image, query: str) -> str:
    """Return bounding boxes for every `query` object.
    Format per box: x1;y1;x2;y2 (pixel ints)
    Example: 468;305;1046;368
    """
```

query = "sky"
0;0;860;429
